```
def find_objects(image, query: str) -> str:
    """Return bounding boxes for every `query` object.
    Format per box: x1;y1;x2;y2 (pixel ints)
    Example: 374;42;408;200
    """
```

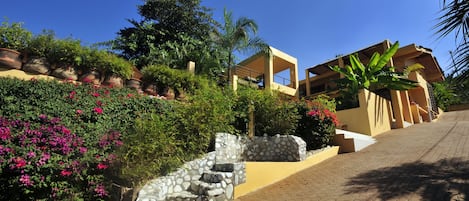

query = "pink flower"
94;183;108;197
27;151;36;158
76;109;83;115
19;174;33;186
127;93;134;98
97;163;108;170
104;90;110;95
96;100;103;106
93;107;103;115
79;147;87;154
0;127;11;140
60;169;72;176
92;92;100;97
69;91;76;99
14;157;26;169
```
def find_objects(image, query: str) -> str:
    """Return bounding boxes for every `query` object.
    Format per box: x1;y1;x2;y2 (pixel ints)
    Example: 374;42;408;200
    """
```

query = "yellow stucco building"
300;40;445;136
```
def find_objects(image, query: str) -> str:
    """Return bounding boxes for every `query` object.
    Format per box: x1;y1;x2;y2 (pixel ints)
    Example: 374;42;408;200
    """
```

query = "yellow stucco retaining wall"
234;146;339;198
0;67;60;81
336;89;391;136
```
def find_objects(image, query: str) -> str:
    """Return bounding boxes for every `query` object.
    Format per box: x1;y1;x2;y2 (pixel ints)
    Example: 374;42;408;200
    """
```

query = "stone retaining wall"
137;133;306;201
242;134;306;162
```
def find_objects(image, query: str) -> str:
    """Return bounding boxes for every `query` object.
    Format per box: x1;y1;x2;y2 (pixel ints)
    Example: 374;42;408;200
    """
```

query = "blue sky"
2;0;455;80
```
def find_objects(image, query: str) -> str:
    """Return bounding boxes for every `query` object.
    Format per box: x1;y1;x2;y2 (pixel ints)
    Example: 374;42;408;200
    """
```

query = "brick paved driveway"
236;110;469;201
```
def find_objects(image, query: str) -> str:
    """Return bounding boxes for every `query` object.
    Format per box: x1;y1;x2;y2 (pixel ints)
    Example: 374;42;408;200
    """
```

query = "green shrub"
0;19;32;51
294;95;339;150
234;87;299;136
141;64;208;96
114;81;235;186
433;81;461;111
0;77;168;199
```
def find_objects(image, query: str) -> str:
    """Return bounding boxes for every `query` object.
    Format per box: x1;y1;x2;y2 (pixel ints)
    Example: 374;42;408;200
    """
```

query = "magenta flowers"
0;115;123;200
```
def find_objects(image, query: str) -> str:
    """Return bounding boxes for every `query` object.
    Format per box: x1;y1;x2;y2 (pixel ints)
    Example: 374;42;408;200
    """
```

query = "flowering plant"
294;95;339;150
0;115;122;200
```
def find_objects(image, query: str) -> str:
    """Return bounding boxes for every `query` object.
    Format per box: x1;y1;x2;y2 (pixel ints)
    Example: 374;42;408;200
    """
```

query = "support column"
264;52;274;93
186;61;195;74
400;91;413;124
390;90;404;128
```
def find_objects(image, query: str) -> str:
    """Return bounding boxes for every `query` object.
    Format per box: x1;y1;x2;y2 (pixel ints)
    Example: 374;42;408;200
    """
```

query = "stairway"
333;129;376;153
166;164;236;201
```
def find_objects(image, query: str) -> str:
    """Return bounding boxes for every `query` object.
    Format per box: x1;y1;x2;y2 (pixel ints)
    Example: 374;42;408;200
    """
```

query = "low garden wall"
137;133;307;201
242;134;306;162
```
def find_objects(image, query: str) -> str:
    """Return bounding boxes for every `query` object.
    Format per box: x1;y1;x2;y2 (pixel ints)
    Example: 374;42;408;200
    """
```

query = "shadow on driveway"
345;158;469;201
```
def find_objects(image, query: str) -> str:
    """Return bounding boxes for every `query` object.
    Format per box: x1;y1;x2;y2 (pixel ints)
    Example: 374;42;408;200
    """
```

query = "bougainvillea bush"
295;95;339;150
0;77;168;199
0;115;122;200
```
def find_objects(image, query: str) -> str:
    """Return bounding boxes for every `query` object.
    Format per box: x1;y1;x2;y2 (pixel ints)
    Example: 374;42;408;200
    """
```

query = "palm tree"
434;0;469;81
211;9;269;77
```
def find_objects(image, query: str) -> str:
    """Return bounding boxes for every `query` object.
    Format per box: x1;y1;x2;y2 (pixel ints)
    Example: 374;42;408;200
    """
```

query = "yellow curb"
234;146;339;198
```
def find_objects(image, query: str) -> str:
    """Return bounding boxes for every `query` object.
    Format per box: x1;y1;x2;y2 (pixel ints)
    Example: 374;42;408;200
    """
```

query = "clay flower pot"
51;65;78;81
22;57;50;75
0;48;22;69
79;70;103;85
102;74;124;88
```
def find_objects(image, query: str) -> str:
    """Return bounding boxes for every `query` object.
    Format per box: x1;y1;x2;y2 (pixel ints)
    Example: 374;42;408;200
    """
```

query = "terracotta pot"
126;78;142;90
22;57;50;75
131;66;143;80
0;48;22;69
162;87;175;100
79;70;103;85
51;65;78;80
143;83;158;96
103;74;124;88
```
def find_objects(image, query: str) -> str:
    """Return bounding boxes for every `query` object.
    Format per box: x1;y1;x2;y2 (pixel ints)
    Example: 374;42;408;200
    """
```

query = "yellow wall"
336;89;391;136
0;67;58;81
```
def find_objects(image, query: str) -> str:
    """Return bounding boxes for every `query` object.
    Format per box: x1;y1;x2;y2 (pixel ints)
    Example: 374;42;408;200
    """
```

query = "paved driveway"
236;110;469;201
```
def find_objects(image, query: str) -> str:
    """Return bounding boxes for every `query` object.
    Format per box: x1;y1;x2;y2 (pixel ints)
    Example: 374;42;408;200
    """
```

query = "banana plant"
330;41;422;108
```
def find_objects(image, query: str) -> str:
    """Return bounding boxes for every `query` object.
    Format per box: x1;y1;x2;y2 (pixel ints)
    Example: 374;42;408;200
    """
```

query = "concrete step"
201;171;233;183
334;129;376;153
166;190;201;201
189;181;224;195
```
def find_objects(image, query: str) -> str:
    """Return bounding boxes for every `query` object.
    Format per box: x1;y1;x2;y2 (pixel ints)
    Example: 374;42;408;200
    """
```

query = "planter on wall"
22;57;50;75
0;48;22;69
143;82;158;96
126;78;142;92
51;65;78;81
102;74;124;88
79;70;102;85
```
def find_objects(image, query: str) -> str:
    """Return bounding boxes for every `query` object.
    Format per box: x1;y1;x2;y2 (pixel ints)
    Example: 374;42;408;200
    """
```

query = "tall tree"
112;0;221;70
434;0;469;81
211;9;269;70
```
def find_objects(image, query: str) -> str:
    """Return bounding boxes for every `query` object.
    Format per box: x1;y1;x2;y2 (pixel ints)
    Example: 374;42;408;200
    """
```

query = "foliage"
47;38;84;68
116;113;183;185
433;81;461;111
112;0;221;71
294;96;339;150
0;116;122;200
115;81;235;185
234;87;299;136
0;19;32;51
24;30;55;58
141;64;210;96
330;41;421;109
211;9;269;70
0;77;169;198
434;0;469;81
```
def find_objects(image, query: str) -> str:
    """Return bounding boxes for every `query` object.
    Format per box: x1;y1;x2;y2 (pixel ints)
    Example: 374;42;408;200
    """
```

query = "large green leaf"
376;41;399;68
